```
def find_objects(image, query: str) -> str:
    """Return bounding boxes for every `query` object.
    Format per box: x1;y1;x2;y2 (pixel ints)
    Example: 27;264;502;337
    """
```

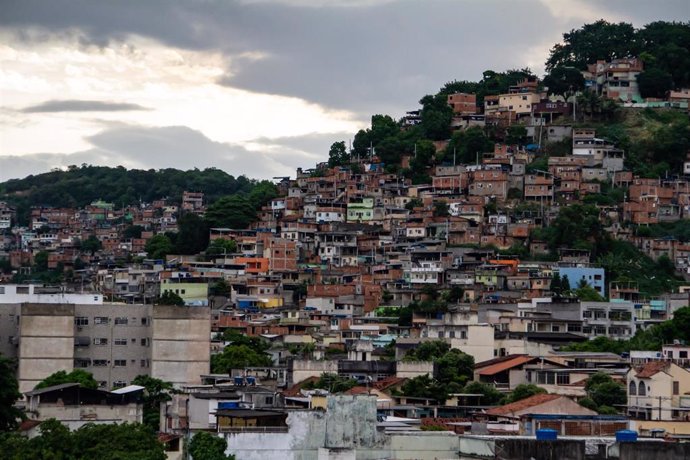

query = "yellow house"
160;279;208;305
627;361;690;421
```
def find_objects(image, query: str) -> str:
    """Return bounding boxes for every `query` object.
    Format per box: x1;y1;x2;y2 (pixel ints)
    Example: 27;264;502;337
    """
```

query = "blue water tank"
218;402;239;409
246;376;256;385
536;429;558;441
234;376;244;385
616;430;638;442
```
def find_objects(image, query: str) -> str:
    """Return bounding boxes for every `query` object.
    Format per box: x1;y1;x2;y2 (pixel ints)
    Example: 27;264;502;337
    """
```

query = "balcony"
218;426;289;434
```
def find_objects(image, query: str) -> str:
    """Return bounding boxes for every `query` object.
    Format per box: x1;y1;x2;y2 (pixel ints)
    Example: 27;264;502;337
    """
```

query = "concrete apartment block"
151;305;210;387
18;303;75;393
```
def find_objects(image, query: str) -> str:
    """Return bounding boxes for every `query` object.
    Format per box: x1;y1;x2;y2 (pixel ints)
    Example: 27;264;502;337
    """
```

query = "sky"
0;0;687;182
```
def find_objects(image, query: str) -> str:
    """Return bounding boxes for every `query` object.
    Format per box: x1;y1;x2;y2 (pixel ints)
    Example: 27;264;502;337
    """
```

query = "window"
113;360;127;367
638;381;646;396
629;381;636;395
141;317;150;326
93;338;108;345
265;396;274;405
94;317;109;325
680;351;688;359
556;373;570;385
75;317;89;326
141;338;150;347
93;360;108;367
141;359;149;368
74;359;91;368
0;287;4;294
112;380;127;389
114;338;127;346
114;317;128;325
674;381;680;396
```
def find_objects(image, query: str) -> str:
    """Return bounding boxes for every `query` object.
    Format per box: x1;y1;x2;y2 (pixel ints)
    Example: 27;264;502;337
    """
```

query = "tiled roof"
372;376;407;391
486;394;561;416
475;354;529;369
635;361;670;378
344;386;372;395
477;355;536;376
282;376;319;397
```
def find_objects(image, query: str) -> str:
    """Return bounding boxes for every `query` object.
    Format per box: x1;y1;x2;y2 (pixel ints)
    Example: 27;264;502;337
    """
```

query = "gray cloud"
21;100;150;113
0;124;330;181
3;0;687;117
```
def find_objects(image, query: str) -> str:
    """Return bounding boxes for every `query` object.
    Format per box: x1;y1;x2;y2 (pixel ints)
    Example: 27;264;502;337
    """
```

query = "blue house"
557;267;605;295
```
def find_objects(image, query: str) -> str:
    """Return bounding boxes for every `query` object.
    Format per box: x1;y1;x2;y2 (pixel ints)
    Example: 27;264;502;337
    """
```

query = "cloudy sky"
0;0;687;181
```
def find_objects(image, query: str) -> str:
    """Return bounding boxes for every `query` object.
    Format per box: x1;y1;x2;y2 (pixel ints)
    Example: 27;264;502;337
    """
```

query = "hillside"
0;166;263;225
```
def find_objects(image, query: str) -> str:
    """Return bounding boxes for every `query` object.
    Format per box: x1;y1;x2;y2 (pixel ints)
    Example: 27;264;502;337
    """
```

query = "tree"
33;250;49;272
443;126;492;165
211;345;272;373
546;20;639;71
462;381;504;405
404;340;450;362
434;349;474;387
303;373;358;393
505;125;528;146
0;355;23;431
131;375;174;431
123;225;144;239
145;234;174;260
419;94;453;140
506;384;546;404
561;275;571;293
207;238;237;256
574;285;606;301
35;369;98;390
81;235;103;255
550;273;562;295
637;68;674;99
157;291;185;306
585;372;626;413
204;195;257;229
328;141;349;167
175;212;209;255
432;201;449;217
543;66;586;98
189;431;235;460
400;374;450;401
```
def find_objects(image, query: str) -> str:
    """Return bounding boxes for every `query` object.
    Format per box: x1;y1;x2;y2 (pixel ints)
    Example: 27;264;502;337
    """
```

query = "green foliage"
145;234;174;260
80;235;103;255
157;291;185;306
434;349;474;387
131;375;174;432
211;344;272;373
35;369;98;390
0;355;23;431
578;396;598;411
404;198;423;211
584;373;626;412
462;381;505;405
441;68;535;107
573;285;606;301
303;373;358;393
432;201;449;217
443;126;493;165
505;125;528;145
0;419;167;460
221;330;270;353
546;20;639;71
352;114;401;159
0;166;259;226
175;213;209;255
540;204;610;258
637;68;674;98
123;225;144;239
33;250;49;272
543;66;586;98
505;384;547;404
404;340;450;362
419;94;453;141
207;238;238;256
328;141;350;167
210;279;232;297
189;431;235;460
204;195;257;229
400;374;450;401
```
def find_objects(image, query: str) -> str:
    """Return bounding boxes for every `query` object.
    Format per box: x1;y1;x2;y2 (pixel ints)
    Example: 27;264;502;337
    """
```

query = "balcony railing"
218;426;289;434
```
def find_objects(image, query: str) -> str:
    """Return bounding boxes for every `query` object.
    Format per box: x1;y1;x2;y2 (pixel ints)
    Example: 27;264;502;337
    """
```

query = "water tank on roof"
616;430;638;442
536;429;558;441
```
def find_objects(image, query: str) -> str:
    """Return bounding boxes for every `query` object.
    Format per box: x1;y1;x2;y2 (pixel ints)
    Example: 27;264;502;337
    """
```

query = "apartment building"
0;302;210;392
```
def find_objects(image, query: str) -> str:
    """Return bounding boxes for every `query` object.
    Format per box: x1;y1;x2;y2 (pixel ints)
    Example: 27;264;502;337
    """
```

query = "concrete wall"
19;303;75;393
617;441;690;460
291;360;338;385
223;396;461;460
152;305;210;386
395;361;434;379
36;402;142;424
